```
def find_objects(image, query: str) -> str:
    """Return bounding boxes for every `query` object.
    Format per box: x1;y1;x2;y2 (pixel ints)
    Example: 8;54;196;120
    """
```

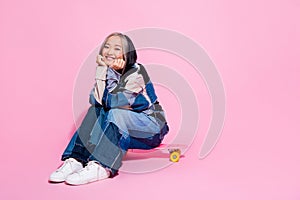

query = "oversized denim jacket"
90;63;168;129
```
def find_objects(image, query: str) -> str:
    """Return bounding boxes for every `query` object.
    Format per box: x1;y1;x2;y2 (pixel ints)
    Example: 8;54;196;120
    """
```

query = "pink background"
1;0;299;199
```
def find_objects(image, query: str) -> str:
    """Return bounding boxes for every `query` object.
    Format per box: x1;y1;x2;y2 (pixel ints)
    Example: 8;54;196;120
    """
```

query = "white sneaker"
65;161;110;185
49;158;83;183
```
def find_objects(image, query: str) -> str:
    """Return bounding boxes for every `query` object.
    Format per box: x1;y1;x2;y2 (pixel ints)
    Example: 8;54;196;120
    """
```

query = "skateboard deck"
127;144;188;162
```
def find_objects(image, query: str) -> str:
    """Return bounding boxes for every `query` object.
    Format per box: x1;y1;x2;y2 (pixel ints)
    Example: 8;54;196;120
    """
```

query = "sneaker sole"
49;173;70;183
65;177;103;186
48;178;65;183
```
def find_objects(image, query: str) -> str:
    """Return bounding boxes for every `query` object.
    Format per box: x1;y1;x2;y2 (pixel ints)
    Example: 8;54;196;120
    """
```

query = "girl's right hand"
111;58;125;71
96;55;106;66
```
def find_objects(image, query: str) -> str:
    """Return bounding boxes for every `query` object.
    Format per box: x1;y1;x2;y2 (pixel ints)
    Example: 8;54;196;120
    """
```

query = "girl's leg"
61;105;102;164
88;122;123;176
88;108;168;176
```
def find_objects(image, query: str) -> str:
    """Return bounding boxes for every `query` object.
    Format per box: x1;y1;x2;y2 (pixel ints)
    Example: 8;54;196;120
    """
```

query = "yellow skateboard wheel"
170;150;181;162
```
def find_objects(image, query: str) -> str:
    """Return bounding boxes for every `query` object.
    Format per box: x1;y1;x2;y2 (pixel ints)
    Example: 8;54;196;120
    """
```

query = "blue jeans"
61;104;169;177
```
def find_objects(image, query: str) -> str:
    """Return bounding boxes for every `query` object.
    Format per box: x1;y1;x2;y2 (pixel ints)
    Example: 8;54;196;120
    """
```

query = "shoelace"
57;159;74;172
77;161;98;173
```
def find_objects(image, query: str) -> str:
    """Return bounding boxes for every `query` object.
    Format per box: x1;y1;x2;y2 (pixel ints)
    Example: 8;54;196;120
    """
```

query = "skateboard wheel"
170;150;180;162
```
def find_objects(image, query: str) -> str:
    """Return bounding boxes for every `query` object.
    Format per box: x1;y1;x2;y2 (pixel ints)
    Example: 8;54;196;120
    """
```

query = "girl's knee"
107;108;128;122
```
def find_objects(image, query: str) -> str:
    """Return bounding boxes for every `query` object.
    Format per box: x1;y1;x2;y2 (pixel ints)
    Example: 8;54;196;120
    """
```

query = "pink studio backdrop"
0;0;299;199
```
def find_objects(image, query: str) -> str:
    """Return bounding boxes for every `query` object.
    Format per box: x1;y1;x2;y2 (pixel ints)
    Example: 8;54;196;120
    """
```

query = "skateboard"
154;144;187;162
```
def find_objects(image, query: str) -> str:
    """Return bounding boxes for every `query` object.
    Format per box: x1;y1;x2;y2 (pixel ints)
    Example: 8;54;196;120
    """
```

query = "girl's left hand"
111;59;125;71
96;55;106;66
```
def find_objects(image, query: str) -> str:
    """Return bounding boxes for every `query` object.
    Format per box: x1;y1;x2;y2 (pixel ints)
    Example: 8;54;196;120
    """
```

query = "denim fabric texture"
61;98;169;176
62;63;169;177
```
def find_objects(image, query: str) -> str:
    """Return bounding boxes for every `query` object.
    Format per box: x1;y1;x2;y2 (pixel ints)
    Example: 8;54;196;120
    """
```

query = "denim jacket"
91;63;165;117
89;62;168;140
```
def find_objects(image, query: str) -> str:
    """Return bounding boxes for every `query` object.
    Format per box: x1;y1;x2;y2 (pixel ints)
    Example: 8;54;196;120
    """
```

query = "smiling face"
101;35;124;67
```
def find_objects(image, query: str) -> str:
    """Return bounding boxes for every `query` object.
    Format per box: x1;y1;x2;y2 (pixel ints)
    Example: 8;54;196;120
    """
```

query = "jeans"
61;104;169;177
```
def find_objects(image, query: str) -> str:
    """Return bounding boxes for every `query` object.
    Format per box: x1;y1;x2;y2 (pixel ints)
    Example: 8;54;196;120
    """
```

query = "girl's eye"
115;48;121;51
104;45;109;49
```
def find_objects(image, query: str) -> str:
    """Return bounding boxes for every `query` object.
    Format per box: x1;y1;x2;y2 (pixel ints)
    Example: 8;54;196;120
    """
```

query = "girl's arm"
93;65;108;105
93;55;108;105
102;64;157;112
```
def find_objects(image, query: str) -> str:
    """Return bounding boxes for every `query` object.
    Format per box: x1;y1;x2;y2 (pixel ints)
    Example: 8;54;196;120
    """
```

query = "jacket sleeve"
102;64;156;112
93;66;108;105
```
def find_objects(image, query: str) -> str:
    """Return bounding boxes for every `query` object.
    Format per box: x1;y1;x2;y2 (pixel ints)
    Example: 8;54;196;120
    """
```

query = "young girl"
49;32;169;185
